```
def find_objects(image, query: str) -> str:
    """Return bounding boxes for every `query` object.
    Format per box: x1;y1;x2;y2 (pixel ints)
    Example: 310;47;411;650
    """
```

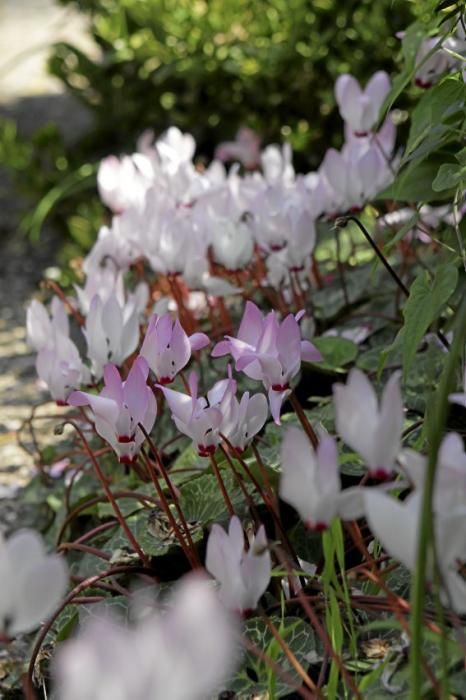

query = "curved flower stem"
63;420;148;566
288;391;319;450
138;423;200;566
336;215;451;351
210;452;236;516
24;565;153;699
274;546;363;699
41;279;84;326
337;215;410;295
258;607;320;697
241;636;315;699
56;490;158;545
220;436;303;582
410;298;466;700
139;450;199;569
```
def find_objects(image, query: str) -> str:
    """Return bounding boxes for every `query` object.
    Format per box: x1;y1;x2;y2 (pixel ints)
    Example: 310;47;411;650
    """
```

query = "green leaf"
400;264;458;377
404;77;465;159
230;616;318;697
312;336;358;369
432;162;466;191
179;470;259;524
378;157;451;202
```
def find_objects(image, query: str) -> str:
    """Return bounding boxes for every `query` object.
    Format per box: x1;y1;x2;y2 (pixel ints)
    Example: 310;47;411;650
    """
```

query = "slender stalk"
209;452;236;516
334;228;350;307
410;298;466;699
63;420;148;565
288;391;319;449
139;450;198;569
258;608;320;696
138;423;200;565
337;215;451;351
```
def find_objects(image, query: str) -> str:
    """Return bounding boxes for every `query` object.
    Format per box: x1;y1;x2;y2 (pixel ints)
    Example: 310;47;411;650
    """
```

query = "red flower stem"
41;279;84;326
220;436;301;567
218;444;262;523
57;490;158;545
241;636;315;699
62;420;148;565
258;608;320;697
209;452;236;516
57;542;111;560
73;521;118;545
274;546;363;699
139;451;198;569
288;391;319;449
138;424;200;566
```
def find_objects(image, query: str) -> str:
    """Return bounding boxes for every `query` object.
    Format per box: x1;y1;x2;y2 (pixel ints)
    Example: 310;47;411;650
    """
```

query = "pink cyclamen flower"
212;301;322;424
140;313;209;385
206;516;271;612
68;357;156;464
280;427;365;530
333;369;403;479
215;127;261;169
159;372;238;457
335;71;390;136
0;529;68;636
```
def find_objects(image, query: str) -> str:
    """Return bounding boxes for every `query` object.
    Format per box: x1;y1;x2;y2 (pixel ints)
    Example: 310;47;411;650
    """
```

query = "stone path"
0;0;95;495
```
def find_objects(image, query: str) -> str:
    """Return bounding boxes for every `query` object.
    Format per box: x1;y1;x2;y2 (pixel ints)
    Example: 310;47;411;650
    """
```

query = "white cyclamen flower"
0;529;68;636
280;426;365;530
206;515;271;612
333;369;404;478
54;573;239;700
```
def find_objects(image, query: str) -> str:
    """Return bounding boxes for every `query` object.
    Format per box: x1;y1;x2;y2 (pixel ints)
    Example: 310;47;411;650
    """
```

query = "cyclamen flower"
333;369;403;479
54;573;239;700
36;335;88;404
335;71;390;136
211;219;254;271
26;297;69;351
226;391;269;452
212;301;322;423
84;293;140;380
97;153;153;213
68;358;156;464
364;489;466;613
206;516;271;612
0;529;68;636
400;432;466;512
27;297;88;403
159;372;237;457
140;313;209;384
215;127;261;169
320;140;392;215
280;427;365;530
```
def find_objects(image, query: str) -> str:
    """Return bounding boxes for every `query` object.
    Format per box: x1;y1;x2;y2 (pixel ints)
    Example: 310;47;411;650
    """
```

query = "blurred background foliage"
0;0;436;260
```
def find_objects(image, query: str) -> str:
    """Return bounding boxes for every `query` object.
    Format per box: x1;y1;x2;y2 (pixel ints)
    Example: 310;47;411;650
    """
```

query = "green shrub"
52;0;432;168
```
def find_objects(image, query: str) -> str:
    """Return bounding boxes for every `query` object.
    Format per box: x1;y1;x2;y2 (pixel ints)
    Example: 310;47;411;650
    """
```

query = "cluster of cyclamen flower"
3;357;466;696
15;59;466;697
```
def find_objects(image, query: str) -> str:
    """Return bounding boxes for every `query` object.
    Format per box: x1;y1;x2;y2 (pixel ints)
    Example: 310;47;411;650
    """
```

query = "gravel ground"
0;0;95;496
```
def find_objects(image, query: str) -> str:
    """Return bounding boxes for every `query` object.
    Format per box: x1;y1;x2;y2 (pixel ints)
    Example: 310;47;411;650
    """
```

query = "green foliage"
230;615;318;697
50;0;428;167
